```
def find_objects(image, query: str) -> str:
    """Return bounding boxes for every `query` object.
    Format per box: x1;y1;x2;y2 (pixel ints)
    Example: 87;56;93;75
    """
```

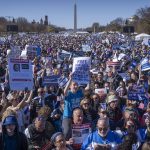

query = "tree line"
86;6;150;34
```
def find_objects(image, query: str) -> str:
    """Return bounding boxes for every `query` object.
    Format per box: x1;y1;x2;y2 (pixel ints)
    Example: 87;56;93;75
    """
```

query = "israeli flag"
58;76;68;88
141;58;150;71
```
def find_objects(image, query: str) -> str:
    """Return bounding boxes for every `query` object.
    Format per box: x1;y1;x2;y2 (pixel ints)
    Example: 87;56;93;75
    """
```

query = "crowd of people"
0;31;150;150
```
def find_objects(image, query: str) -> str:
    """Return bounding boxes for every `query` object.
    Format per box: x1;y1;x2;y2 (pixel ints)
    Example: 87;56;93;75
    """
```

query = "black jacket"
0;117;28;150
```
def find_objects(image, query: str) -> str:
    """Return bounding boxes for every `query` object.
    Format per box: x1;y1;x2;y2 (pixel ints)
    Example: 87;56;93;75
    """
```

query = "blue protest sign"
43;75;60;86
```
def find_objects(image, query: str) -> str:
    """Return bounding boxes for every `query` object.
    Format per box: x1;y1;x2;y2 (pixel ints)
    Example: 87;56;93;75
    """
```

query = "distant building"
32;19;36;24
40;18;43;25
44;15;48;26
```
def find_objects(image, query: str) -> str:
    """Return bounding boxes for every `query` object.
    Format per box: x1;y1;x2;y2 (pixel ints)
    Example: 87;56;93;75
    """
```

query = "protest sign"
8;58;34;90
72;57;91;85
43;75;60;86
128;86;148;102
72;123;91;150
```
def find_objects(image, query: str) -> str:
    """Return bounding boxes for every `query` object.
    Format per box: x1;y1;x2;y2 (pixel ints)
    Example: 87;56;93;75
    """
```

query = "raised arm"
64;73;73;96
13;90;33;111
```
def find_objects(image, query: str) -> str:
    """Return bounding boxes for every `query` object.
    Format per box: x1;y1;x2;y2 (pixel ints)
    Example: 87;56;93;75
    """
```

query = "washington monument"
74;0;77;32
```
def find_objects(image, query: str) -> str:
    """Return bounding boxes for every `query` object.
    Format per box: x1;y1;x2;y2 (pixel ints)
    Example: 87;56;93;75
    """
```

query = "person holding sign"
62;73;89;140
68;108;92;150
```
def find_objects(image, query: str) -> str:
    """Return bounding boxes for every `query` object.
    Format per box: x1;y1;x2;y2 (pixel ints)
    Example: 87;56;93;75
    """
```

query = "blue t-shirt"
81;130;122;150
63;89;84;118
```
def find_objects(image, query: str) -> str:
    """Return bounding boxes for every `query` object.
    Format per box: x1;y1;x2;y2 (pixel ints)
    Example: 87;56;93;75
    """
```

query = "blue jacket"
81;130;122;150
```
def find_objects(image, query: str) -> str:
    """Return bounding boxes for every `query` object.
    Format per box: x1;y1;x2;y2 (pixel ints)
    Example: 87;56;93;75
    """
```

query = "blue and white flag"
58;76;68;88
141;58;150;71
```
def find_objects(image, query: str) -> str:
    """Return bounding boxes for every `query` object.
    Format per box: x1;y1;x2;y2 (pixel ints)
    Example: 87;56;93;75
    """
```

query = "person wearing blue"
81;117;122;150
62;73;89;140
0;115;28;150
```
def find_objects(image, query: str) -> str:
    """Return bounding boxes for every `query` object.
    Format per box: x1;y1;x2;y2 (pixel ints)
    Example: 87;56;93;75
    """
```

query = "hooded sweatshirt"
0;116;28;150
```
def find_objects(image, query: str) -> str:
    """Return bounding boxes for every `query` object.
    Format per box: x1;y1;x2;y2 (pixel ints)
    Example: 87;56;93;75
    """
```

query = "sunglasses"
98;127;108;131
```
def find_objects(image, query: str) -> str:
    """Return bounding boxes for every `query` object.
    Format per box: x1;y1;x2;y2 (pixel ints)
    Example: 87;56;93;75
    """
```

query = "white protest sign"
8;58;34;90
72;57;91;84
72;123;91;149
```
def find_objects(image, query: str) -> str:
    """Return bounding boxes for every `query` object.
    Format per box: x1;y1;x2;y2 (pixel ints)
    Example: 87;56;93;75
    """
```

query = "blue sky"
0;0;149;29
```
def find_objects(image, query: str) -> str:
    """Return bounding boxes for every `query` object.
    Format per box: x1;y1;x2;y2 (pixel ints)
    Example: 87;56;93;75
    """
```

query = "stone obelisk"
74;0;77;32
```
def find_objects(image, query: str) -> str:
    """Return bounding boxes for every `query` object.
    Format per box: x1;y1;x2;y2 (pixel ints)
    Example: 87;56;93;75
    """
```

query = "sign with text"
72;57;91;85
72;123;91;150
128;86;148;101
8;58;34;90
43;75;60;86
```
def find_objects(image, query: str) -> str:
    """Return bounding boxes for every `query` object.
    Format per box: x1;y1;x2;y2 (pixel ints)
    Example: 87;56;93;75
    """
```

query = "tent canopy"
135;33;150;41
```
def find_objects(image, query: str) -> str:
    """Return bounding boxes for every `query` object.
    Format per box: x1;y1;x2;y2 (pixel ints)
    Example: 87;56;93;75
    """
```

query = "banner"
72;123;91;150
8;58;34;90
72;57;91;84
